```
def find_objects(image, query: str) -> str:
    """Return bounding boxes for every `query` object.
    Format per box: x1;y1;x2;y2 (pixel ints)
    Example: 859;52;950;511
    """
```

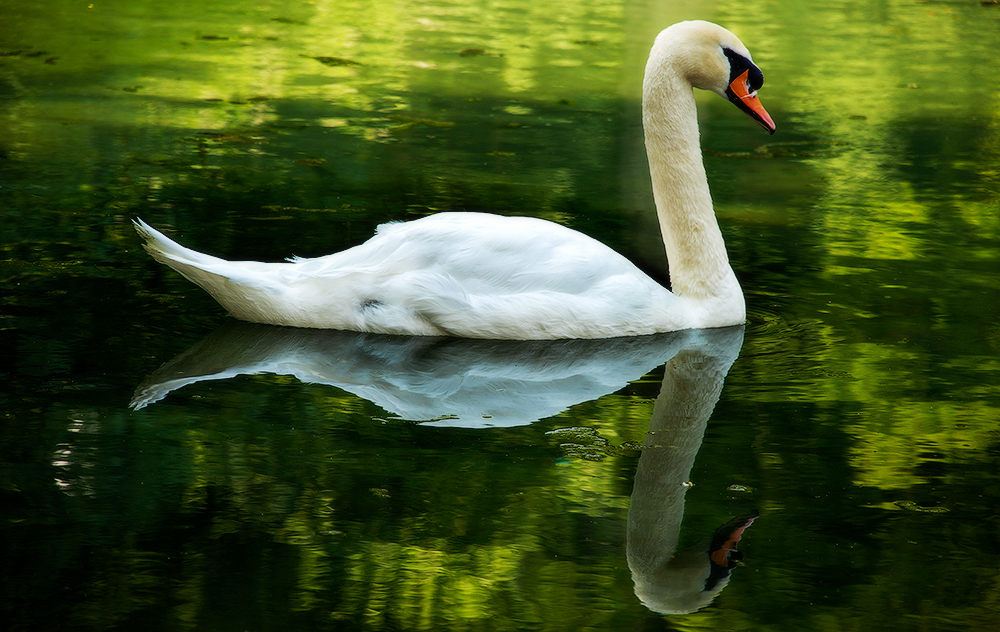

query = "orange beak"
727;69;776;135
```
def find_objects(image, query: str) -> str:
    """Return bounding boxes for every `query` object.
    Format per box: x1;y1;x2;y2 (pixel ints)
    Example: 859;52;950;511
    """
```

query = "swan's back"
316;213;639;293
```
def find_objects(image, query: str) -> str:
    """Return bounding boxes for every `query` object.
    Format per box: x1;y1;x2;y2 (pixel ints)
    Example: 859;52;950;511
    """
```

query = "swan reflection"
132;322;752;612
132;322;702;426
627;324;754;614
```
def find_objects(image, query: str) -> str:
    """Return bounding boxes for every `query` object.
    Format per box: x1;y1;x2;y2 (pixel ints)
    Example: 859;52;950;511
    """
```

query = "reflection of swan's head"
633;514;757;615
634;550;726;615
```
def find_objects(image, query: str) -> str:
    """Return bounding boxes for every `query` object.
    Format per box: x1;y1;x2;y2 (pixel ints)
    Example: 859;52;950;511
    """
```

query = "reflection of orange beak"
709;515;757;567
728;70;776;134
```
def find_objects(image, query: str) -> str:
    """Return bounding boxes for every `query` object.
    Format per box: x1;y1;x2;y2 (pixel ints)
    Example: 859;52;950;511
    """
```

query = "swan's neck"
643;64;743;314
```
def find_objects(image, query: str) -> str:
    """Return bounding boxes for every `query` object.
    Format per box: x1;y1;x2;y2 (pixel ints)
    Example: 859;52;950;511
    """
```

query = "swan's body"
135;21;774;340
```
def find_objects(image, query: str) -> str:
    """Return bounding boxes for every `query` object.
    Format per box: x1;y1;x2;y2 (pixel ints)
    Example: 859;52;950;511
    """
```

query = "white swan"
135;20;774;340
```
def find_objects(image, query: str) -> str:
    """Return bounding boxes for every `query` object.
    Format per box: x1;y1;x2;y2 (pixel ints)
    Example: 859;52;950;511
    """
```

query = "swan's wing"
278;213;680;337
287;213;643;292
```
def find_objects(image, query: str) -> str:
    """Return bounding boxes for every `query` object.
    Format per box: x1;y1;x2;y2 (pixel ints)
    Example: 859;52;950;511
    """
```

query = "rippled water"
2;0;1000;630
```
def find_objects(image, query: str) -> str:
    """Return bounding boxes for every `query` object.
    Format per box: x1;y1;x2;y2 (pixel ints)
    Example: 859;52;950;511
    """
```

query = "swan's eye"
723;48;764;91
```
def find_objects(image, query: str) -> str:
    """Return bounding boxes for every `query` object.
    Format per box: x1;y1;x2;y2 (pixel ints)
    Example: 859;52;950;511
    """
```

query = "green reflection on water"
2;0;1000;630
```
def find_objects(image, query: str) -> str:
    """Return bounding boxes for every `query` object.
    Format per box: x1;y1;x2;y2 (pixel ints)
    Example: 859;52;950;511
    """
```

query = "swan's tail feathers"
133;219;288;325
133;218;235;288
133;218;223;267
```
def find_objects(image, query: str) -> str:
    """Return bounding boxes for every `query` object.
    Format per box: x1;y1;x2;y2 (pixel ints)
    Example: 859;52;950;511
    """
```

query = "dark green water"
3;0;1000;630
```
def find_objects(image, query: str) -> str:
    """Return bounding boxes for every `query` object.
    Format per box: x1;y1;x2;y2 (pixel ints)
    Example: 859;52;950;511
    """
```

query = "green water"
2;0;1000;630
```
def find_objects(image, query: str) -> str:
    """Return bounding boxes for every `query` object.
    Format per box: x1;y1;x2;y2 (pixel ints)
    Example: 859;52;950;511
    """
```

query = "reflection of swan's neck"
643;48;742;312
628;349;731;562
627;329;743;615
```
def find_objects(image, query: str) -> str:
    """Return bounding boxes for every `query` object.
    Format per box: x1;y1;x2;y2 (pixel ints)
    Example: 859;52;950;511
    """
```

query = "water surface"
2;0;1000;630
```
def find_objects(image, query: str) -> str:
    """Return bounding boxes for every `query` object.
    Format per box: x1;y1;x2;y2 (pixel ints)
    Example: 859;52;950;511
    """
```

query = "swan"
134;20;775;340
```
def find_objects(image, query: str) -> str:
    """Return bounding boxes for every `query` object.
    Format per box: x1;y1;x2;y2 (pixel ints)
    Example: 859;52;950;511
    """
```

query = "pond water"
3;0;1000;630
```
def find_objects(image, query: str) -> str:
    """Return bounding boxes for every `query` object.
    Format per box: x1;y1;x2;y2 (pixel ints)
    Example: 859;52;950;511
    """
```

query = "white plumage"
135;21;775;340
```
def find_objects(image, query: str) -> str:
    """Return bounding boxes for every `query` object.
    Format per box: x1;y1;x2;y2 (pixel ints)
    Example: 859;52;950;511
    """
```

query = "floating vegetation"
171;132;268;150
225;95;272;104
894;501;949;513
388;115;456;131
293;158;326;167
705;140;848;159
196;132;260;141
547;426;609;460
1;50;58;61
546;426;641;461
301;54;362;66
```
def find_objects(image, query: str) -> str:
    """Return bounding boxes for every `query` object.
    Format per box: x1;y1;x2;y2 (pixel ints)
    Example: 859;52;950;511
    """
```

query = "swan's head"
650;20;776;135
